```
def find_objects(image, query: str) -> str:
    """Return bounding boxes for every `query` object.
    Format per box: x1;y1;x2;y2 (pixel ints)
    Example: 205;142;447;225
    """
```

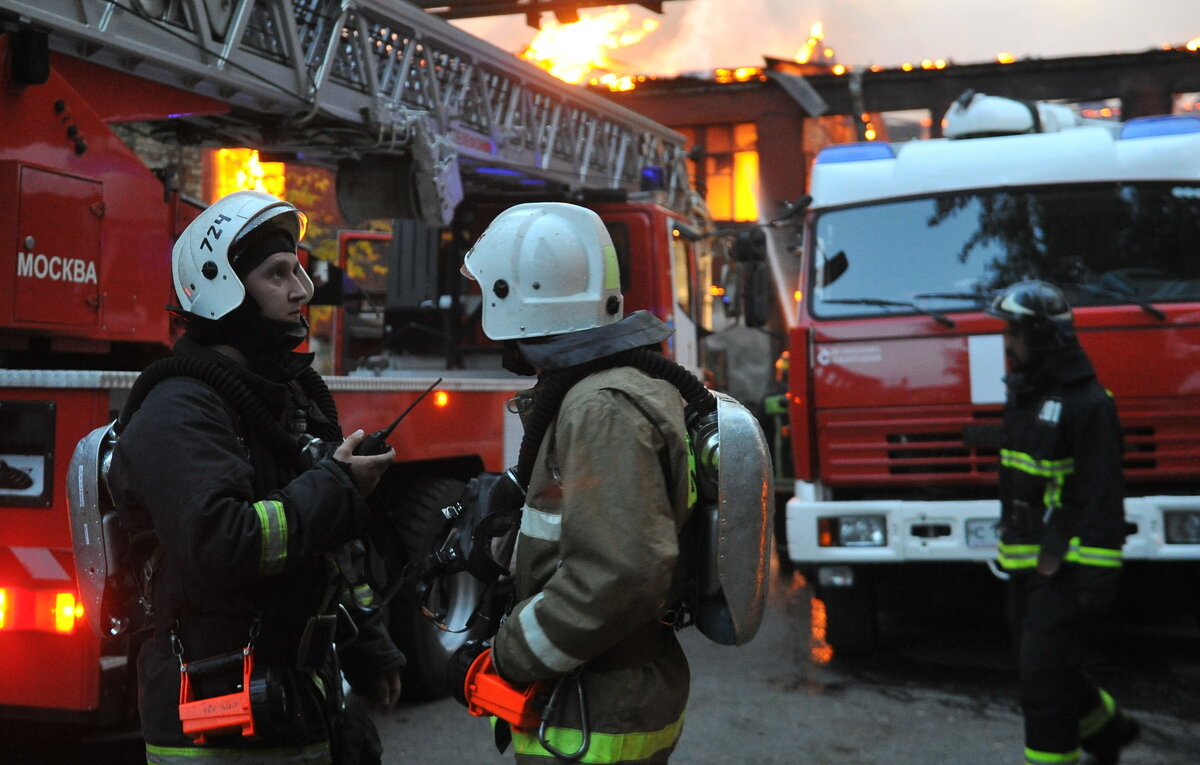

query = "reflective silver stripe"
10;546;70;581
520;504;562;542
519;593;583;673
252;500;288;576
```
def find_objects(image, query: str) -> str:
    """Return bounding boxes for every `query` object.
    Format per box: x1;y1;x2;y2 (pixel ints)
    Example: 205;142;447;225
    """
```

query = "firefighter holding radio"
988;281;1140;765
456;203;695;763
108;191;404;764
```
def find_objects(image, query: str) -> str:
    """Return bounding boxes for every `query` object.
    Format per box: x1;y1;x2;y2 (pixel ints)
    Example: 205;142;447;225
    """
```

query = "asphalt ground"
6;558;1199;763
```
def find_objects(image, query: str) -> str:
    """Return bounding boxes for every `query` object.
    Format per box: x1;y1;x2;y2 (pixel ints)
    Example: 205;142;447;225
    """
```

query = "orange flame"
810;596;834;664
794;21;827;64
521;7;659;84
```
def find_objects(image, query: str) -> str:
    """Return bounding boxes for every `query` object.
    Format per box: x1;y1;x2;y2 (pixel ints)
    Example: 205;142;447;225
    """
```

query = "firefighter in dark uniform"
109;191;404;765
987;280;1140;765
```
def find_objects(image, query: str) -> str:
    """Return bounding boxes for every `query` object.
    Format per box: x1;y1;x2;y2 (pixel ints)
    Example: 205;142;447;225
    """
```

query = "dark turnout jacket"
109;337;403;763
996;346;1126;579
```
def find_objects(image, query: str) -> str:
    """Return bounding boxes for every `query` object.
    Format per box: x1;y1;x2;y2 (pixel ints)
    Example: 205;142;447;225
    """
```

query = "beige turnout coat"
493;365;694;764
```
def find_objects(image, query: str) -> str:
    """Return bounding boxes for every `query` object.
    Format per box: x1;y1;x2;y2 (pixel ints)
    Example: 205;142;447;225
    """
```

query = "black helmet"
985;280;1075;349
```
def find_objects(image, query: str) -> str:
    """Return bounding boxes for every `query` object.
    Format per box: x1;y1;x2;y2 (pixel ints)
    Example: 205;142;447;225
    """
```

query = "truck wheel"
387;475;491;699
818;584;877;657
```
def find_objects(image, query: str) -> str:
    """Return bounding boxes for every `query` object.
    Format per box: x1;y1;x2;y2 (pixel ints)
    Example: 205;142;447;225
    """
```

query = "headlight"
818;515;886;547
965;518;1000;549
1164;510;1200;544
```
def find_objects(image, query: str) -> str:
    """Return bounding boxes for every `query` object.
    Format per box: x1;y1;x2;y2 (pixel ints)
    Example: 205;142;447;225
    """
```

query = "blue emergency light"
815;142;897;164
1119;115;1200;140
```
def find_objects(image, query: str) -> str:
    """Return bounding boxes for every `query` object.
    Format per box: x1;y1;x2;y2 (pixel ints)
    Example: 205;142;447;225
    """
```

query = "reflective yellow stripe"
353;582;377;608
1001;450;1075;476
1064;537;1123;569
146;741;330;764
1001;449;1074;517
1000;539;1122;570
1079;688;1116;739
1024;747;1080;764
252;499;288;575
998;542;1039;570
1000;450;1074;478
511;713;684;763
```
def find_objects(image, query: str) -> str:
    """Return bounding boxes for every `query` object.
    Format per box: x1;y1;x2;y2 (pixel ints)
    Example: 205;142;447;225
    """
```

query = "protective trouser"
1012;572;1123;765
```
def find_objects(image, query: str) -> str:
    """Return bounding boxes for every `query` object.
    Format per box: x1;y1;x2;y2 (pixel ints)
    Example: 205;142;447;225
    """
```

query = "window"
678;123;760;222
810;182;1200;319
670;227;694;316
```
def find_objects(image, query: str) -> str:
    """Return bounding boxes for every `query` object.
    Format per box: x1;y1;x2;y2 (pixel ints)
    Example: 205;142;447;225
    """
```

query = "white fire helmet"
172;190;312;320
461;202;623;340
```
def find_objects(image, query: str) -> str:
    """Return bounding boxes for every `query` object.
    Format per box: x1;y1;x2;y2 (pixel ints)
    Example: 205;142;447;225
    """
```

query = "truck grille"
818;404;1189;487
818;407;1002;486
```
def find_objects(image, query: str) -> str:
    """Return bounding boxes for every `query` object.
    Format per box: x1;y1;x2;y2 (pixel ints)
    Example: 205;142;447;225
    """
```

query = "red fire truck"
782;91;1200;654
0;0;737;723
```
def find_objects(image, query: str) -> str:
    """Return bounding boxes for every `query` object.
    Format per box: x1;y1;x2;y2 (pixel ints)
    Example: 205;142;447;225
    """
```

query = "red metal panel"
0;34;175;348
787;326;814;481
0;630;99;712
0;388;111;712
588;202;672;322
812;334;971;409
332;389;513;472
51;52;230;124
12;165;103;327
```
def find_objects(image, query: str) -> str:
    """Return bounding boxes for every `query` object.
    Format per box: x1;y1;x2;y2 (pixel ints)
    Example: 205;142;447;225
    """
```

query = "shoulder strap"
513;348;714;491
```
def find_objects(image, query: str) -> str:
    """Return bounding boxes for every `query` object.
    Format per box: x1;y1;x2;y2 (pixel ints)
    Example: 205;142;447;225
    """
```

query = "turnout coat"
493;366;694;764
109;337;403;764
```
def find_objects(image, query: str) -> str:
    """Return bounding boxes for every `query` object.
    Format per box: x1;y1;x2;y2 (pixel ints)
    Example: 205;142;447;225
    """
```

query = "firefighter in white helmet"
458;202;694;763
109;191;402;764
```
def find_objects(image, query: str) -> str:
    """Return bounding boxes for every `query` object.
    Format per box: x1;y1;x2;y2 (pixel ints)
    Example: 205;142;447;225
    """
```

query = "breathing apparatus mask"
417;471;523;632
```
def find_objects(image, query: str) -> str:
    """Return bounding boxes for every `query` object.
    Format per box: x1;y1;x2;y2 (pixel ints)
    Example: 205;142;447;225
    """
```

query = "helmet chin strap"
183;297;310;379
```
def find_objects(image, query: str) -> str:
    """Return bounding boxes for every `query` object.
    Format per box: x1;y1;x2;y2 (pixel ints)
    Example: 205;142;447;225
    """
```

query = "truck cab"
785;93;1200;654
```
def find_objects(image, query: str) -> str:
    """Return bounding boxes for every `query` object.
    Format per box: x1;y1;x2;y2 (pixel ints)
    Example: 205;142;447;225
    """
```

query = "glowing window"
680;123;760;222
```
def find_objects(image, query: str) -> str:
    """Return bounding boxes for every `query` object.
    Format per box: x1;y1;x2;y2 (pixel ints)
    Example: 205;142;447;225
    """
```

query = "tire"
818;582;877;657
386;475;494;699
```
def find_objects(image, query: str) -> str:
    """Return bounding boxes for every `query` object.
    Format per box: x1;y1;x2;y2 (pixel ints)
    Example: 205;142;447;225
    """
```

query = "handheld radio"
353;377;442;456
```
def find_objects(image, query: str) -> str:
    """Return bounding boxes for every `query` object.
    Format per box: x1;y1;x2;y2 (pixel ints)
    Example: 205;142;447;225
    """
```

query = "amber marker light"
55;592;82;634
817;518;834;547
0;588;9;630
434;391;450;408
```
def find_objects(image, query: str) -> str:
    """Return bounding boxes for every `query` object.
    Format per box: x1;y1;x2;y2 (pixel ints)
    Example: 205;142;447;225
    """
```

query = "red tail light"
0;586;83;634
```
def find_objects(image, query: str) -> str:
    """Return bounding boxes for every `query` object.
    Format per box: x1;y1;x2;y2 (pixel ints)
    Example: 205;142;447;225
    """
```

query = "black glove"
446;640;491;706
330;704;383;765
1074;566;1120;616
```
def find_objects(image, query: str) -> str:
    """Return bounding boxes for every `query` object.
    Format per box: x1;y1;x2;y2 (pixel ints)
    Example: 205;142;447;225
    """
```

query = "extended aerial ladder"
5;0;690;225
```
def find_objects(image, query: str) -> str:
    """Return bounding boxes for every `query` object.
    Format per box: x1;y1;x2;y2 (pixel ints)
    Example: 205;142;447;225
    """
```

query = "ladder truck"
0;0;737;723
782;91;1200;655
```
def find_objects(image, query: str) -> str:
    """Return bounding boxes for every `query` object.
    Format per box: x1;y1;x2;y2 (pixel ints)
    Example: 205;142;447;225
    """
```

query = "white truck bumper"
786;480;1200;567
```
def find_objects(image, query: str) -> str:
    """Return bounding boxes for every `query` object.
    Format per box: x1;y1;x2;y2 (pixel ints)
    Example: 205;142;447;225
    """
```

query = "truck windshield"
809;181;1200;318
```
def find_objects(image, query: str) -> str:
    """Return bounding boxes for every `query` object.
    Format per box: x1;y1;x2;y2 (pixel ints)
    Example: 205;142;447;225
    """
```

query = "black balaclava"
183;225;310;380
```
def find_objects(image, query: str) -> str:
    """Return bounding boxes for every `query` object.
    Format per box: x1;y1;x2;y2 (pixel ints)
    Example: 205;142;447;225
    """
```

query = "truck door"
5;163;103;330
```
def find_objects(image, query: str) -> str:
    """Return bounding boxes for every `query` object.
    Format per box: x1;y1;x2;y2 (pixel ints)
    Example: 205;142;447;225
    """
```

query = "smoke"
453;0;1199;75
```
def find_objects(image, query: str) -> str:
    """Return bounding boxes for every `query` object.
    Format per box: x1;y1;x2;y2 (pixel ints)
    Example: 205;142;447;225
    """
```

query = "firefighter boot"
1081;711;1140;765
